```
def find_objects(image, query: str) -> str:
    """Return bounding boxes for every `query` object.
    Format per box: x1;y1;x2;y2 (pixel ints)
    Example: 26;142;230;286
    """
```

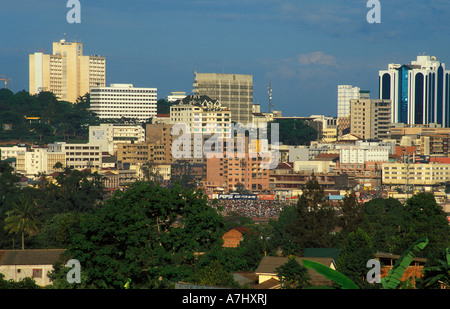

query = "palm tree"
3;196;40;250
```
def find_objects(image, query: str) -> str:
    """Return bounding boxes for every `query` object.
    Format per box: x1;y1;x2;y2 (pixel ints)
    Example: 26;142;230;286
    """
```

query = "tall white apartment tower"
337;85;369;118
29;38;105;103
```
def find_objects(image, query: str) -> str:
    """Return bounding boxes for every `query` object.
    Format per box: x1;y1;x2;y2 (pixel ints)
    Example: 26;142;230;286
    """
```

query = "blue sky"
1;0;450;117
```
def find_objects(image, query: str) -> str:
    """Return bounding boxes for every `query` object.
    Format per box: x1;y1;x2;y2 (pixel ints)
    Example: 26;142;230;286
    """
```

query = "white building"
167;91;187;102
170;95;232;161
339;144;390;164
337;85;370;118
0;146;27;161
89;84;157;122
48;142;102;170
89;123;146;155
15;148;66;178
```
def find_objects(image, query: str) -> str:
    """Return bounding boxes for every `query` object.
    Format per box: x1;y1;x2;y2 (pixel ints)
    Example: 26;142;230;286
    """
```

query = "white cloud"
297;51;337;66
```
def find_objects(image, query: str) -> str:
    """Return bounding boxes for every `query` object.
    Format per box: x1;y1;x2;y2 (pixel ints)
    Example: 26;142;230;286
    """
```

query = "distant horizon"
2;0;450;118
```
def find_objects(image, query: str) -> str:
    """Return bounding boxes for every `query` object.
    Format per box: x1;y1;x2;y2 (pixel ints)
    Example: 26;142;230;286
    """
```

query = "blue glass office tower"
379;55;450;127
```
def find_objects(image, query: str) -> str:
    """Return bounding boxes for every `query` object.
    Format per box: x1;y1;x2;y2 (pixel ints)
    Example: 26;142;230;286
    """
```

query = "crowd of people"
209;198;295;219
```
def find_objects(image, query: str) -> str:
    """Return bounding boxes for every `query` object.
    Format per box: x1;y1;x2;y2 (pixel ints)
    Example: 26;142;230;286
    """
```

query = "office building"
145;123;174;164
89;123;146;155
170;95;232;162
205;137;270;192
350;99;391;140
382;162;450;186
89;84;157;122
379;55;450;125
15;148;66;178
47;142;102;170
337;85;370;118
192;72;253;124
29;38;105;103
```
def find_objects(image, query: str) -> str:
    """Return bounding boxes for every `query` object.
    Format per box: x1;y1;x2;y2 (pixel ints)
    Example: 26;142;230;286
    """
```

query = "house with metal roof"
0;249;65;287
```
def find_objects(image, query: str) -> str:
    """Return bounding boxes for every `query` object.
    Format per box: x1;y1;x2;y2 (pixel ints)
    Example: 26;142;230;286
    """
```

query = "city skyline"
2;0;450;117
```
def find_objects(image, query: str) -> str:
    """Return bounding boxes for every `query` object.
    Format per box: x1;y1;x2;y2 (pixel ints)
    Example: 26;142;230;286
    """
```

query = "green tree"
288;175;337;252
51;182;224;288
276;256;311;289
0;273;41;289
269;119;317;145
361;197;405;253
3;196;40;250
398;193;450;256
191;260;238;288
338;192;364;236
267;205;302;255
336;228;376;288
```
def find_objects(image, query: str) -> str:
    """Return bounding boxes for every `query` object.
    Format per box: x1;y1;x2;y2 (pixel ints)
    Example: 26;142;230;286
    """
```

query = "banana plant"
302;237;429;289
381;237;428;289
419;247;450;289
302;259;359;289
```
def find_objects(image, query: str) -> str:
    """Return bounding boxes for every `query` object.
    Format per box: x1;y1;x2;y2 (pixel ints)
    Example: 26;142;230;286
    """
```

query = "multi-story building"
15;148;66;178
145;123;174;164
47;142;102;170
89;84;157;122
0;146;27;161
339;145;390;164
192;73;253;124
379;55;450;125
29;39;105;102
333;141;393;188
116;141;172;167
116;142;153;166
350;99;392;140
205;138;270;192
337;85;370;118
382;162;450;187
89;123;146;155
420;134;450;156
170;95;232;163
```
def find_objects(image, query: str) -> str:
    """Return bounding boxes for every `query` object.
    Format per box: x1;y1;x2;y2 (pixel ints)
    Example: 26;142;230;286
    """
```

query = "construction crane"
0;75;12;89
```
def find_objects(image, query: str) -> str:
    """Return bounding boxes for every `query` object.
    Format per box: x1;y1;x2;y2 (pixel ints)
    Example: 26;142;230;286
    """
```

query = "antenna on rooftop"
268;82;274;113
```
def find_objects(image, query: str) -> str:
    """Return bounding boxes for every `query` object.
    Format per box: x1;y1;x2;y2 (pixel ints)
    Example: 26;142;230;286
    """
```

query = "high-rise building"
192;73;253;124
89;84;157;122
337;85;370;118
350;99;391;140
379;55;450;126
29;38;105;102
170;95;231;163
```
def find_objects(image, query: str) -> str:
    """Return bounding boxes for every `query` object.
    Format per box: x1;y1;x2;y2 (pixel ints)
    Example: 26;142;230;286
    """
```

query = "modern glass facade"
379;56;450;127
398;66;409;124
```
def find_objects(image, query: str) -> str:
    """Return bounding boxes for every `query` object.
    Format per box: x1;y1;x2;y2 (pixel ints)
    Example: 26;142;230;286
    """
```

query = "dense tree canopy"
268;118;318;146
0;89;99;143
50;182;224;289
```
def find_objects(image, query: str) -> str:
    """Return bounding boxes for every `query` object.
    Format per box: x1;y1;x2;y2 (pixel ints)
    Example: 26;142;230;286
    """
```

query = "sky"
1;0;450;117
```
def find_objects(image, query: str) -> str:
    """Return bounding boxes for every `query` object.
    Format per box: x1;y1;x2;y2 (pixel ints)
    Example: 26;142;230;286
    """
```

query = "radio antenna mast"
268;82;273;113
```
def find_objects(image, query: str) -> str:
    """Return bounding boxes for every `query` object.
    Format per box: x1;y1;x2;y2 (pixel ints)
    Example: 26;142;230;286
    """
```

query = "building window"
32;269;43;278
